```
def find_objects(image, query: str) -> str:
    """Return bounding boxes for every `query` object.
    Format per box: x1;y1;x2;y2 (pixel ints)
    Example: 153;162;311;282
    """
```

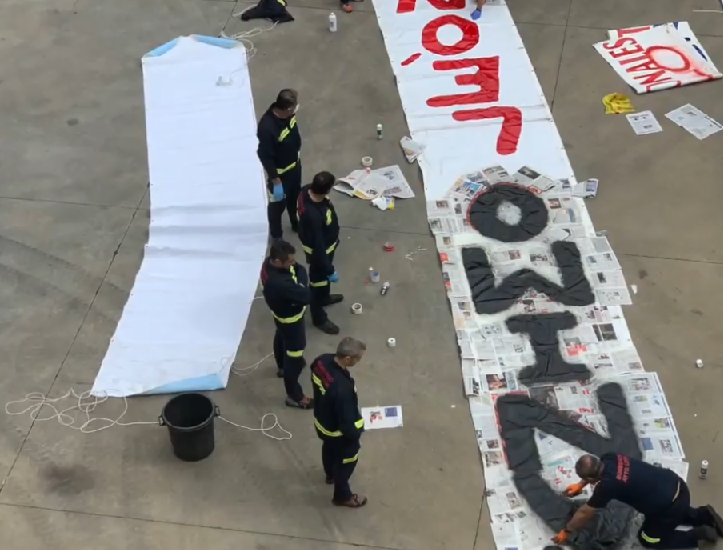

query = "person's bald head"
575;454;603;482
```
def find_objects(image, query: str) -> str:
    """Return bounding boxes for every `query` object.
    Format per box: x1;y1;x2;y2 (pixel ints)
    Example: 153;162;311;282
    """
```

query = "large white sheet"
371;1;685;548
92;36;267;397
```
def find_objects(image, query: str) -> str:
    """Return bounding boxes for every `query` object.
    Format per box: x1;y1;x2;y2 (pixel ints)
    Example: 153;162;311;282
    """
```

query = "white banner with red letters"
595;23;721;94
372;1;686;548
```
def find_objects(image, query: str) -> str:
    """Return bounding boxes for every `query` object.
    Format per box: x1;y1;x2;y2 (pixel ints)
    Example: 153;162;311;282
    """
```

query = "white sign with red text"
372;0;575;201
595;24;721;94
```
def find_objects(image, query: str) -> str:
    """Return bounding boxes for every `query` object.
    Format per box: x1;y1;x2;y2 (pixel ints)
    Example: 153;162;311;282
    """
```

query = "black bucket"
159;393;219;462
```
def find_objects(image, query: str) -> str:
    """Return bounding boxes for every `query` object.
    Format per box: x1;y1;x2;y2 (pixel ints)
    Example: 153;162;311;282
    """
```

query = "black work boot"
702;505;723;537
276;368;284;378
290;220;299;233
323;294;344;306
315;320;340;335
693;526;717;545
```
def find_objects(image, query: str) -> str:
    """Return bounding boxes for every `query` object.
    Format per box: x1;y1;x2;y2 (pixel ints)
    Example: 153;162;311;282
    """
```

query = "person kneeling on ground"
551;453;723;549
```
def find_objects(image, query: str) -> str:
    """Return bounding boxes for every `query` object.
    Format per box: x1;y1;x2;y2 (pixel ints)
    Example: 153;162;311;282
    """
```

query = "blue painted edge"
143;373;227;395
143;34;238;59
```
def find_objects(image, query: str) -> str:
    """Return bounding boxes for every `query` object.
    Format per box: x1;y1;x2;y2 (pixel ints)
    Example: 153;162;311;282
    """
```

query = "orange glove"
564;482;585;497
552;529;569;545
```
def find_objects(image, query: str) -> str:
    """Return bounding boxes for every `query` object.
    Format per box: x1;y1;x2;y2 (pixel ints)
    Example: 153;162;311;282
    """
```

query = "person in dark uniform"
310;337;367;508
297;171;343;335
260;240;313;409
257;89;302;240
552;453;723;549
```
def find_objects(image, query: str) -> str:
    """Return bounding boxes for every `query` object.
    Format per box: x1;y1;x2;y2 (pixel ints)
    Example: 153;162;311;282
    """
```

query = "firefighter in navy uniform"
260;240;313;409
297;171;343;335
257;89;302;240
311;337;367;508
552;453;723;549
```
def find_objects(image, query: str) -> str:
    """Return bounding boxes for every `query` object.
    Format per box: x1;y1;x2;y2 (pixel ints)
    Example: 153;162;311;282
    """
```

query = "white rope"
4;389;157;434
219;5;279;61
219;413;291;440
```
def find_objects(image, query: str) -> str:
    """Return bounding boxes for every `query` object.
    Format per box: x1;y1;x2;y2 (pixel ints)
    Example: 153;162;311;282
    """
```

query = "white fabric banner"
371;1;685;547
92;36;268;397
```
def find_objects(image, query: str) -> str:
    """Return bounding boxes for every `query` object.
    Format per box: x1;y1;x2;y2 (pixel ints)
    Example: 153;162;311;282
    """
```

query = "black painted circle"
468;183;548;243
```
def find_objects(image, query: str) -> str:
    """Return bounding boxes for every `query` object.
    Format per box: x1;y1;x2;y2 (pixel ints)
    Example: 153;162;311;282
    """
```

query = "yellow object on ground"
602;93;634;114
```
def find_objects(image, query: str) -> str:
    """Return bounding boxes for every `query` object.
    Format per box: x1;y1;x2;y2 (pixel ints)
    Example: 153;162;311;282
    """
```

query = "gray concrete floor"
1;0;723;549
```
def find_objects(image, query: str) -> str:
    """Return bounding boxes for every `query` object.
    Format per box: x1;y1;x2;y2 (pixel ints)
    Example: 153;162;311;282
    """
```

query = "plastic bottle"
377;123;383;140
329;12;337;32
380;282;390;295
700;460;709;480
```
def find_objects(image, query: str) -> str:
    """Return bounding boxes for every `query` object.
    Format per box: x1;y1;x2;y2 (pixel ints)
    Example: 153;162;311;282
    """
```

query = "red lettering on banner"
422;15;479;56
453;107;522;155
397;0;464;14
608;42;645;59
616;454;630;482
601;36;636;51
427;57;499;106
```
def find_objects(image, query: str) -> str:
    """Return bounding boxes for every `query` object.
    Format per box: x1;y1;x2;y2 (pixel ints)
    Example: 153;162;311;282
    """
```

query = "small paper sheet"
361;405;403;430
626;111;663;135
665;104;723;140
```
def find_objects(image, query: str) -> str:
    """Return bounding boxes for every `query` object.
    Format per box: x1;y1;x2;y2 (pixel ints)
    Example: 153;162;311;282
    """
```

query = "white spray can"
700;460;709;480
377;123;383;139
329;12;337;32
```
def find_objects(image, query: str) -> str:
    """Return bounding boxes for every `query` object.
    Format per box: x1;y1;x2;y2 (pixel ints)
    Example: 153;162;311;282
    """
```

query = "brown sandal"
333;494;367;508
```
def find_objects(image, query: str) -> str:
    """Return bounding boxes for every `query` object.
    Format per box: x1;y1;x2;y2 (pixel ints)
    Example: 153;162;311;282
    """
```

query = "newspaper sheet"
335;165;415;199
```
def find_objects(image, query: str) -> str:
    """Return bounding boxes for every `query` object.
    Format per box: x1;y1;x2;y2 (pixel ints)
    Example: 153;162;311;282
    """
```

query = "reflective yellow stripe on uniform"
278;0;286;5
325;209;332;225
278;117;296;142
302;241;338;256
277;161;297;175
640;533;660;544
309;280;329;287
354;419;364;429
342;454;359;464
273;306;306;324
289;265;298;283
286;350;304;358
312;374;326;395
314;417;342;437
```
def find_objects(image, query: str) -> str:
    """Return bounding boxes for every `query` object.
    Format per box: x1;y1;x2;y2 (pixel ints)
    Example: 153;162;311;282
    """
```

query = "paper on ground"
665;104;723;140
400;136;425;163
626;111;663;135
335;165;415;200
92;36;267;397
361;406;403;429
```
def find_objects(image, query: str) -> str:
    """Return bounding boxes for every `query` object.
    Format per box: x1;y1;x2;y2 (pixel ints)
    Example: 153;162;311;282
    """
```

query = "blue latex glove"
471;8;482;20
272;183;285;202
328;272;339;283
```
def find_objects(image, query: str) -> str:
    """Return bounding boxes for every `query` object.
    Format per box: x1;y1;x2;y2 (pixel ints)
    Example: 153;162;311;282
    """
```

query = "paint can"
377;123;383;140
387;337;396;347
369;267;380;283
696;359;704;368
351;303;363;315
700;460;709;480
383;242;394;252
380;282;390;295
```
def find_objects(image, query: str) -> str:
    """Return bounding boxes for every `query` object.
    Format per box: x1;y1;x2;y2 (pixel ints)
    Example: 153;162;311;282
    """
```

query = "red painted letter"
427;57;499;107
422;15;479;56
453;107;523;155
397;0;465;14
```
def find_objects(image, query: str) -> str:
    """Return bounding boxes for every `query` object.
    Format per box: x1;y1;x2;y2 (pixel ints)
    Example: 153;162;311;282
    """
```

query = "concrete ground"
1;0;723;549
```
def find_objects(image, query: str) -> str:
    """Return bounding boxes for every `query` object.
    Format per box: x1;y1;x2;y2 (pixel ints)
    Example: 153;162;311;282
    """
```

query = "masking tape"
351;303;363;315
387;337;396;347
362;156;373;167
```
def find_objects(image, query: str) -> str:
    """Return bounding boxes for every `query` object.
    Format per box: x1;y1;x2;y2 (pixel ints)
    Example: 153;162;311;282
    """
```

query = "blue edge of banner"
139;33;238;395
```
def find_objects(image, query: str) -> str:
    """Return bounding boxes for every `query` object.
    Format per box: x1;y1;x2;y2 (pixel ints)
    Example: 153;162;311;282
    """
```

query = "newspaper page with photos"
335;165;415;200
428;165;686;548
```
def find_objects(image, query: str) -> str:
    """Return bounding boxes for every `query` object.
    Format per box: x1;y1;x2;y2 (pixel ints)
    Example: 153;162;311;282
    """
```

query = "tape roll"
362;156;373;167
387;337;396;347
351;303;363;315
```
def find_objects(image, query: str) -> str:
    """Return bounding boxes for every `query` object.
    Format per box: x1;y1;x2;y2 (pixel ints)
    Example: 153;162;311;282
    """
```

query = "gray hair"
336;337;366;358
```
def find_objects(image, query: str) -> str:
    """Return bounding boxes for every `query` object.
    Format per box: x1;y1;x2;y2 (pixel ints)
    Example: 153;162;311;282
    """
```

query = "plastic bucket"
159;393;219;462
